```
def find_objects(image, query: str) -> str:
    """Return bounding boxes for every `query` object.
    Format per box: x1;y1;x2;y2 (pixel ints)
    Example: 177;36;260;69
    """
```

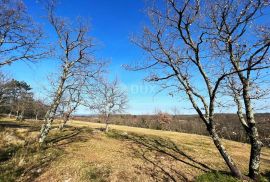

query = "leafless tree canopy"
1;0;269;180
39;0;105;143
128;0;270;179
206;0;270;179
0;0;46;67
86;78;128;131
89;79;127;114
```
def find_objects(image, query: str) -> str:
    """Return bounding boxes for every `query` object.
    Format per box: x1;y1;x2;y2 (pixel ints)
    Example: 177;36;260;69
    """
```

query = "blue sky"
4;0;269;115
3;0;185;114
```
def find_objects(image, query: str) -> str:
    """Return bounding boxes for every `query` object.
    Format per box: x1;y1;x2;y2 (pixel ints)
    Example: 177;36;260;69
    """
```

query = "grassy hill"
1;119;270;181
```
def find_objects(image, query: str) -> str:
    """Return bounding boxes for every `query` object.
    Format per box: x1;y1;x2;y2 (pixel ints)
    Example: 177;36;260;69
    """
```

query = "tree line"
76;113;270;147
0;77;48;120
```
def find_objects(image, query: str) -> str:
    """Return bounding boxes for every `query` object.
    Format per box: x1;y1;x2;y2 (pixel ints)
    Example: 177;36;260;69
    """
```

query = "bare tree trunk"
105;114;109;132
231;79;263;180
39;103;59;143
242;83;263;180
16;110;19;120
35;112;39;121
248;125;263;180
105;122;109;132
39;76;66;143
59;114;69;131
58;122;65;131
19;111;24;122
39;122;52;143
207;124;242;179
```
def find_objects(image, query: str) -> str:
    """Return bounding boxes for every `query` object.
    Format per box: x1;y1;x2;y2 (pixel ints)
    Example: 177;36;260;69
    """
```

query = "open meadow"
1;119;270;182
1;0;270;181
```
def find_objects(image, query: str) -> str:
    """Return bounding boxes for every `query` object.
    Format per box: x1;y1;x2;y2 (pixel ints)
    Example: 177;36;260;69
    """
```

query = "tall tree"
1;79;32;119
39;1;104;143
128;0;269;179
206;0;270;179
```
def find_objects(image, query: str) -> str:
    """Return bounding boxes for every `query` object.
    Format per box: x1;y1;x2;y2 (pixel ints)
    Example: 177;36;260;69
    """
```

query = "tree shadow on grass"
18;147;63;182
0;121;31;129
107;130;215;182
0;124;93;181
46;128;81;144
0;120;42;132
23;127;93;181
0;141;64;182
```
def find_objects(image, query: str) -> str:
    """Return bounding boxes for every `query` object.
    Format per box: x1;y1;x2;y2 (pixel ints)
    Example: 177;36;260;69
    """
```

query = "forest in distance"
1;0;270;181
74;113;270;146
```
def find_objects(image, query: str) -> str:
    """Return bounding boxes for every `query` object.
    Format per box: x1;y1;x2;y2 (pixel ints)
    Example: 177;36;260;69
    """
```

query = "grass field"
1;119;270;182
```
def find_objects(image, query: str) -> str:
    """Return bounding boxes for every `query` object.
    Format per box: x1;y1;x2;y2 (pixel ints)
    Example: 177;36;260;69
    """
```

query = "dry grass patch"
1;119;270;181
69;120;270;178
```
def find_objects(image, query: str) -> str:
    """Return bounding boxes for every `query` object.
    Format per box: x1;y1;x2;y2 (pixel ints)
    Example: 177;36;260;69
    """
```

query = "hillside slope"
1;119;270;181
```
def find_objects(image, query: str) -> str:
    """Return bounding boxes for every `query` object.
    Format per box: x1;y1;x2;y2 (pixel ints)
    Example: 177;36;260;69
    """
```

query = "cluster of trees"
0;77;48;120
38;1;128;142
0;0;48;120
1;0;269;180
0;0;128;143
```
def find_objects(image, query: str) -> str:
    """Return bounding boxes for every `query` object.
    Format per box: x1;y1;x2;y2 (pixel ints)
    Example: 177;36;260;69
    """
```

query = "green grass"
195;172;270;182
195;172;239;182
259;172;270;182
105;129;129;140
82;165;111;182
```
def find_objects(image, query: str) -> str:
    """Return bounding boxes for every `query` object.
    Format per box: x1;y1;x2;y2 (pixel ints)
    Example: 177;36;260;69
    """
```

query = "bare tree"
87;79;128;132
0;0;45;68
129;0;269;179
126;0;239;178
206;0;270;179
39;1;104;143
33;98;48;121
